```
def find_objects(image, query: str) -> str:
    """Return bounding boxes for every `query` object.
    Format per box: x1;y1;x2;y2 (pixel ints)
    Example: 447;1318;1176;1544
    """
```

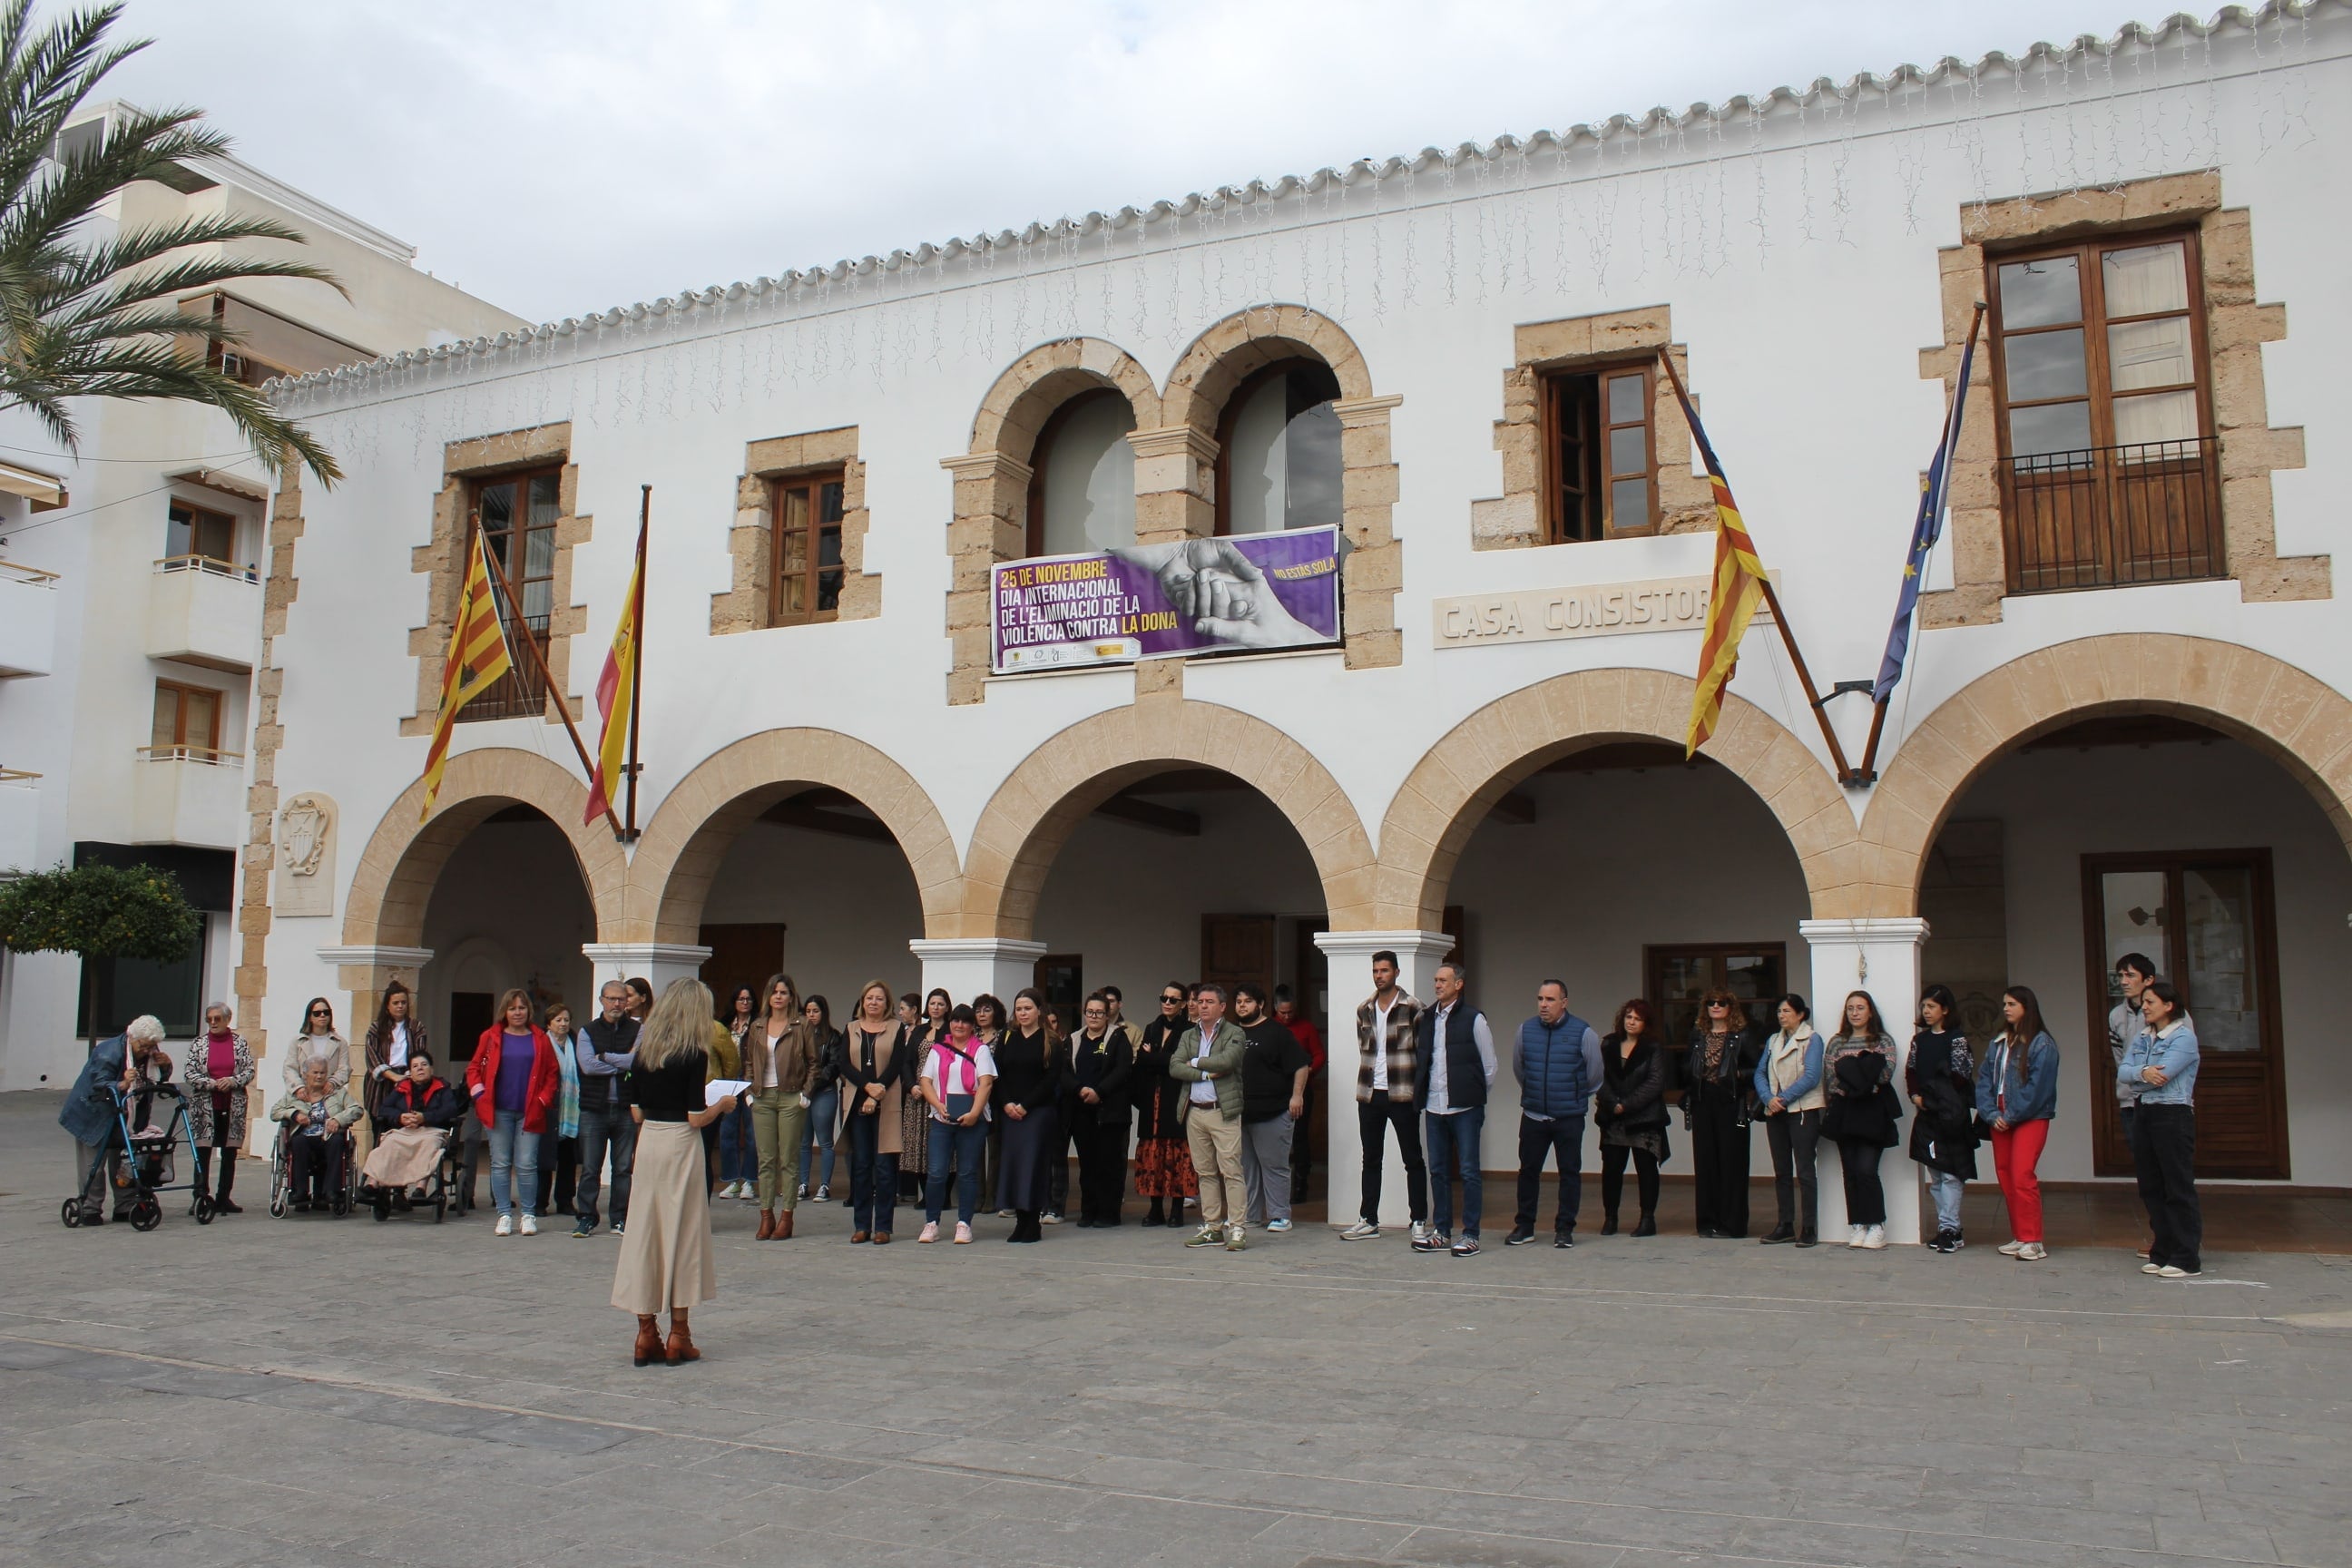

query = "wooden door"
699;922;788;1001
447;991;495;1062
2082;851;2288;1180
1200;915;1275;1002
1034;954;1083;1035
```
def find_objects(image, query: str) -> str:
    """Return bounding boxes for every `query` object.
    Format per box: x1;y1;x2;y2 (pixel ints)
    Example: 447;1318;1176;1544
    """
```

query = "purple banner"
992;526;1342;673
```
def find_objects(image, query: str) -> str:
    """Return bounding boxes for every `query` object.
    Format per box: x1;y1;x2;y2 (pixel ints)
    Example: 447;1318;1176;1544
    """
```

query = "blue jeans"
715;1102;753;1184
1425;1106;1485;1239
846;1107;897;1234
925;1095;985;1224
573;1100;636;1229
798;1085;839;1191
1926;1168;1966;1233
487;1110;540;1218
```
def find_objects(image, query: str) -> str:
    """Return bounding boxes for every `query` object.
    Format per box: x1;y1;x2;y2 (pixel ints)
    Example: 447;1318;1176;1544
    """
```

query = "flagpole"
1856;301;1987;780
622;485;649;842
1654;351;1857;784
473;511;627;839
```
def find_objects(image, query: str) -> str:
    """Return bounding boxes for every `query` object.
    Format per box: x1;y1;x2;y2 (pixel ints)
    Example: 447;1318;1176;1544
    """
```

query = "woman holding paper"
616;978;741;1367
742;973;818;1240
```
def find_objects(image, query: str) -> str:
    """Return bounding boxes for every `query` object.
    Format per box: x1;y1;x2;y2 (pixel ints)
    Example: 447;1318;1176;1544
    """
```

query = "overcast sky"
107;0;2165;325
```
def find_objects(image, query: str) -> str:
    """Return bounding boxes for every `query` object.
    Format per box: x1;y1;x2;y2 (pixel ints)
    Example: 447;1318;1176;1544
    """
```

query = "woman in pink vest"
916;1005;996;1244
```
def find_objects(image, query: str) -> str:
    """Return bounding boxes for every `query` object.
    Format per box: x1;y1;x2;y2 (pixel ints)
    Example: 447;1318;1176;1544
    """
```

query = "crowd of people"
60;949;2209;1288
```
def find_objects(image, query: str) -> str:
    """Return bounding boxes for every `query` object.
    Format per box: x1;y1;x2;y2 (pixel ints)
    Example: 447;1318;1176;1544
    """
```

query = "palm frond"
0;2;344;485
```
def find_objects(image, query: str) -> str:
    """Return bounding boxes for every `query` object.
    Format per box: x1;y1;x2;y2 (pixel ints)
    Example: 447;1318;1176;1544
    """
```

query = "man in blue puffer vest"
1504;980;1603;1250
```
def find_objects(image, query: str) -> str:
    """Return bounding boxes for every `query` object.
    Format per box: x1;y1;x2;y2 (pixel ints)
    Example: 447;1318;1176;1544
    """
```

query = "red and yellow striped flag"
418;532;514;819
583;545;642;826
1664;369;1772;756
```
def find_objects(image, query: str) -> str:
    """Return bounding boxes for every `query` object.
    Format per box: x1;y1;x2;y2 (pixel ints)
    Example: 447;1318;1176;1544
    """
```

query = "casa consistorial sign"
1433;573;1769;650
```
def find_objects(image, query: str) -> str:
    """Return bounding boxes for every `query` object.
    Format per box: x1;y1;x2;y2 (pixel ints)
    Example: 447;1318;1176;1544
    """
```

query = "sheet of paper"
704;1078;750;1107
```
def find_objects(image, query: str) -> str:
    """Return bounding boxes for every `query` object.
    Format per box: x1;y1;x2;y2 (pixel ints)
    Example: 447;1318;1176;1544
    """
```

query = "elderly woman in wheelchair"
361;1048;461;1218
270;1057;361;1215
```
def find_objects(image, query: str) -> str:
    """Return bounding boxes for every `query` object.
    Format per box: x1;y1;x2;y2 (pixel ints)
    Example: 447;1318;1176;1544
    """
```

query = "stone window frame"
1920;171;2320;628
709;426;877;635
945;312;1401;707
1473;307;1713;551
401;423;590;735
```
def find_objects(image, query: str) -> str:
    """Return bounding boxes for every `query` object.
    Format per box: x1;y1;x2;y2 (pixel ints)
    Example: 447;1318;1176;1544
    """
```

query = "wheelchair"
357;1121;466;1224
267;1120;358;1218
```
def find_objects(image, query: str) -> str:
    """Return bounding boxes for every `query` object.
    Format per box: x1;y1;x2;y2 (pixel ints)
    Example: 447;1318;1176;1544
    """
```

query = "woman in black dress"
1596;999;1670;1237
993;989;1067;1242
1682;990;1762;1238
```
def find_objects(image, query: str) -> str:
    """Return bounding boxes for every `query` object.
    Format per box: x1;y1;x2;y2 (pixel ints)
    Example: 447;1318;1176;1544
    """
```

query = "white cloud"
109;0;2161;321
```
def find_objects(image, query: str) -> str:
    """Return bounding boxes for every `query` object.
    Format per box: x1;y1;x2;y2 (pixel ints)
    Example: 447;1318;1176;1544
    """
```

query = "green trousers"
752;1089;809;1211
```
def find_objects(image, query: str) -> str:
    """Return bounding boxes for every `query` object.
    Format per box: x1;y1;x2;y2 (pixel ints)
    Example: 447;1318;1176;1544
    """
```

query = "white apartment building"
230;5;2352;1236
0;103;524;1089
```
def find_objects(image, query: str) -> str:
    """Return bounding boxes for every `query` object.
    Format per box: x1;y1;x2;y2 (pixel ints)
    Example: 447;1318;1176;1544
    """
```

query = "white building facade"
0;108;524;1090
243;5;2347;1236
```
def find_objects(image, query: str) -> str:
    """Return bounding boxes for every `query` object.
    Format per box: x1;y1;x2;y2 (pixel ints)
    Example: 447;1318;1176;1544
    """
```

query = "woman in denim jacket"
1975;987;2060;1261
2120;979;2201;1278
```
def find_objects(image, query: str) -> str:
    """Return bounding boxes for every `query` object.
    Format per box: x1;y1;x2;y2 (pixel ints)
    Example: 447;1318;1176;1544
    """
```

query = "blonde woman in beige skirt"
615;978;744;1367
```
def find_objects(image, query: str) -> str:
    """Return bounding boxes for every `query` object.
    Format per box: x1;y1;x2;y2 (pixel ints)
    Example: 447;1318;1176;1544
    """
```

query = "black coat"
1131;1017;1190;1140
1681;1026;1762;1118
1822;1041;1902;1150
1065;1026;1133;1124
1904;1029;1979;1177
1595;1036;1670;1132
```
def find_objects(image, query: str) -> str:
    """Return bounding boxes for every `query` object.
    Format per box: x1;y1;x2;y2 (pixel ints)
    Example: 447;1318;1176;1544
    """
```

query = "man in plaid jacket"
1339;951;1429;1243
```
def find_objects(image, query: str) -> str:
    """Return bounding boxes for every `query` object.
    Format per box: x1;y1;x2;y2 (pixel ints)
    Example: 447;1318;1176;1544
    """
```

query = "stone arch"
967;337;1161;463
957;699;1377;939
1160;304;1375;433
622;728;962;944
340;748;627;948
1373;668;1853;928
1859;634;2352;918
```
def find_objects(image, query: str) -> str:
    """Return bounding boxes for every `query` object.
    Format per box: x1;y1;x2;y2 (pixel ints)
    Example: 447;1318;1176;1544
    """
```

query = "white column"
1798;916;1930;1246
1313;929;1455;1229
581;942;713;1000
906;937;1049;1007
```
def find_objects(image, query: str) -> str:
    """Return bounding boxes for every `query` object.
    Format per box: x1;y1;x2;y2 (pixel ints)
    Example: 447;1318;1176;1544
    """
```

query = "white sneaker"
1998;1240;2025;1256
731;1181;751;1200
2157;1263;2199;1278
2141;1262;2165;1275
1860;1226;1886;1250
1339;1220;1380;1240
2017;1241;2047;1260
519;1213;538;1237
1267;1218;1293;1233
1847;1226;1866;1249
1409;1221;1430;1246
917;1221;939;1243
815;1185;831;1203
953;1222;973;1244
494;1213;514;1237
1040;1210;1062;1224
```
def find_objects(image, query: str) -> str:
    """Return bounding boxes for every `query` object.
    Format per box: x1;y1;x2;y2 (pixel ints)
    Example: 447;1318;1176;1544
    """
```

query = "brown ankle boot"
755;1210;775;1240
632;1318;662;1367
663;1323;699;1365
775;1209;794;1240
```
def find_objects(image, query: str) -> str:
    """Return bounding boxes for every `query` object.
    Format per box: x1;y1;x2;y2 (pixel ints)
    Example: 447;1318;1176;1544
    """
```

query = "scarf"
931;1040;979;1097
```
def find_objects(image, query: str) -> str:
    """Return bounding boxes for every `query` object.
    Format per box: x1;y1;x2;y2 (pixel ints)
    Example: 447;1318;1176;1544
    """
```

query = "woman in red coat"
465;988;561;1236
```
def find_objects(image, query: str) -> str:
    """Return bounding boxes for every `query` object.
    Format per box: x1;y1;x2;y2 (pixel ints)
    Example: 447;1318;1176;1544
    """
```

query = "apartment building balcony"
0;769;38;872
0;560;60;678
131;745;247;849
145;556;262;672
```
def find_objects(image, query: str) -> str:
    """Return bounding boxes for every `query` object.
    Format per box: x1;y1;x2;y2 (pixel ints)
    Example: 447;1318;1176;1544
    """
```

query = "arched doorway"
1865;636;2352;1190
1376;670;1840;1235
418;803;595;1069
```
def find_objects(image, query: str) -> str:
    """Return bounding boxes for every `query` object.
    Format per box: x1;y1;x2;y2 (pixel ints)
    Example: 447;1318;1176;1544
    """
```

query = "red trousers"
1991;1119;2050;1243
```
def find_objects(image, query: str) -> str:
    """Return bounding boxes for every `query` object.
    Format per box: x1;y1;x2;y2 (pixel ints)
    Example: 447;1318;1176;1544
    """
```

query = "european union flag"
1872;311;1983;703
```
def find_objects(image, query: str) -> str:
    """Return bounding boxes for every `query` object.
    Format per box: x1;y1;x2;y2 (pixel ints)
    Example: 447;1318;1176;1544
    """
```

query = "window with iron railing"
1989;231;2221;593
459;466;561;721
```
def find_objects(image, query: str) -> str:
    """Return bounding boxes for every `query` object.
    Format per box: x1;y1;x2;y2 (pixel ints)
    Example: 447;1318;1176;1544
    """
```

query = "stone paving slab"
3;1092;2347;1567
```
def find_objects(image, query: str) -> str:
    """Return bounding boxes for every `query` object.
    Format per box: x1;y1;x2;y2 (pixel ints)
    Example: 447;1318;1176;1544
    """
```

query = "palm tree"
0;0;341;485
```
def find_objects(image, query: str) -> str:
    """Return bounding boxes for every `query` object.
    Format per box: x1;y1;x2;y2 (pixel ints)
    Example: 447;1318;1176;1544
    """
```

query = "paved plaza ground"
2;1091;2347;1568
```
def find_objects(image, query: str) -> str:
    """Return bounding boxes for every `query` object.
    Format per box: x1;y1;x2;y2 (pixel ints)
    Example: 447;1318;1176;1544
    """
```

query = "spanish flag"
419;532;515;819
1663;364;1772;757
583;530;643;826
